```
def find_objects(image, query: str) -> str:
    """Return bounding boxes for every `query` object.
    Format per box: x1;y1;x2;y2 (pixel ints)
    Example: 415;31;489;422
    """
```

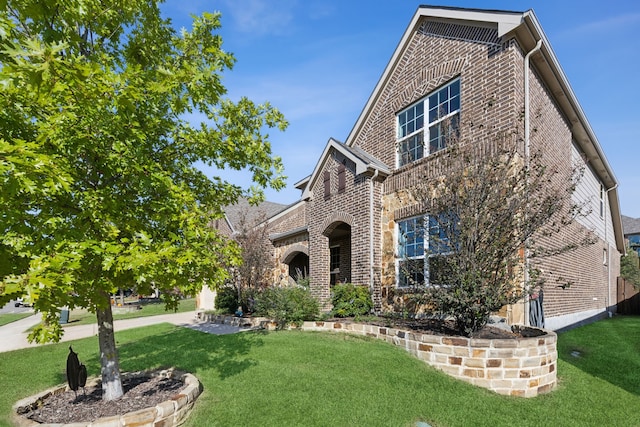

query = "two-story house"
239;6;624;331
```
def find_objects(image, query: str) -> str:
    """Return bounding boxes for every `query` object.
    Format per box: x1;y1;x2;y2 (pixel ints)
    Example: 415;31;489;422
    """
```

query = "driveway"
0;311;247;353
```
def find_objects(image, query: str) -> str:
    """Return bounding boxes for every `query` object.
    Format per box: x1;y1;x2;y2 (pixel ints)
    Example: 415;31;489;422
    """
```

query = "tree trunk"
96;295;124;401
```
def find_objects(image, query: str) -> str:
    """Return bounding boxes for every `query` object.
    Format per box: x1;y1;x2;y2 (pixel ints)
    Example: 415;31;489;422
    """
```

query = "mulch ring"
26;374;184;425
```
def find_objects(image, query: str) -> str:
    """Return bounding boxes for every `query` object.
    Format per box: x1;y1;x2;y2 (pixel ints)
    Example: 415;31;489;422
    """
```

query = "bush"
331;283;373;318
215;284;238;314
254;286;320;328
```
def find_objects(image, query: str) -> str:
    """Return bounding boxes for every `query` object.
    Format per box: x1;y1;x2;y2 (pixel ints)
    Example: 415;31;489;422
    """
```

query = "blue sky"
160;1;640;217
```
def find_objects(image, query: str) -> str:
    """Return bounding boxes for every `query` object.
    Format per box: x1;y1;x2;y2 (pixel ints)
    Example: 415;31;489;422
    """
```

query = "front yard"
0;316;638;426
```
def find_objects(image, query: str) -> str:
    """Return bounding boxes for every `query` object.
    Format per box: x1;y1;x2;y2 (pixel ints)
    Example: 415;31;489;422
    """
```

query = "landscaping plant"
401;130;593;336
0;0;286;400
254;286;320;328
331;283;373;318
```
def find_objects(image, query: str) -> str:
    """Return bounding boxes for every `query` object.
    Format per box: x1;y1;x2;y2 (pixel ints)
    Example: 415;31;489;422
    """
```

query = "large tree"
0;1;287;400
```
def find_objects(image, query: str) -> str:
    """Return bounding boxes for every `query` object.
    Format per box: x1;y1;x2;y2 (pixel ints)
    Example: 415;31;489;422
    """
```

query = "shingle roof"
223;198;287;232
622;215;640;235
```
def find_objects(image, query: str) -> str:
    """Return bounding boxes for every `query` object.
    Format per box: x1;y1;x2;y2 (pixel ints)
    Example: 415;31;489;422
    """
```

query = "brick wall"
304;151;382;309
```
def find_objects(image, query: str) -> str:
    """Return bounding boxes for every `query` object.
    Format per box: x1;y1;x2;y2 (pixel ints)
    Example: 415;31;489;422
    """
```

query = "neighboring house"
622;215;640;256
196;198;287;311
227;6;626;331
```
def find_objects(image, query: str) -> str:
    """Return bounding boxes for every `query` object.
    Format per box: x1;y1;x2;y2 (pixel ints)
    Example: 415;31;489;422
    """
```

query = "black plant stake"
78;362;87;396
66;346;87;398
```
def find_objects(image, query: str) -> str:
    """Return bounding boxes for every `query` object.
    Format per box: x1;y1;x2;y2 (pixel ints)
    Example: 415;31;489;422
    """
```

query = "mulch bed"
26;375;184;424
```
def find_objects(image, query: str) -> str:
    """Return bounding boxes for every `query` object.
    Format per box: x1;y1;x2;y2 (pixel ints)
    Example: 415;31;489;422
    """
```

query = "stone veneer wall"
301;321;557;398
13;369;201;427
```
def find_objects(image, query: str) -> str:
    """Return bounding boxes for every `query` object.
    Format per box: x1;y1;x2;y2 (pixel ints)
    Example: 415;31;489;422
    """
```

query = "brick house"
225;6;625;331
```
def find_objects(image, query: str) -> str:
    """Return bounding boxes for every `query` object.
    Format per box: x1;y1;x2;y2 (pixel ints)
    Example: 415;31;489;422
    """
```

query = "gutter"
523;38;543;327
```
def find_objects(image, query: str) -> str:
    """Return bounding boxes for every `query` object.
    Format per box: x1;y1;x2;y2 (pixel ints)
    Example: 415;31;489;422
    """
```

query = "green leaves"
0;0;286;344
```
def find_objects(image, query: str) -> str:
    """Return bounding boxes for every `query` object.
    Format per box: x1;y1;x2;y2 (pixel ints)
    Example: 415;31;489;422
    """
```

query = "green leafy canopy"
0;0;288;342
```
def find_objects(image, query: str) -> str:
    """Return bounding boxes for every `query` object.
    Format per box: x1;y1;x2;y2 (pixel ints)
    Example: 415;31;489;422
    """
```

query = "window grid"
396;215;453;287
397;79;460;167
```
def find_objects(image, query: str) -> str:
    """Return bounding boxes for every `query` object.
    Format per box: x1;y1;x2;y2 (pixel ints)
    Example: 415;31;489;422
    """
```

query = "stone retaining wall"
301;321;557;398
13;369;201;427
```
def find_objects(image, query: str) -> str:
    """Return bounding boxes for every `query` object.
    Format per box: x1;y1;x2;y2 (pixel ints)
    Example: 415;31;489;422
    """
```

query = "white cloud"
560;13;640;38
222;0;298;36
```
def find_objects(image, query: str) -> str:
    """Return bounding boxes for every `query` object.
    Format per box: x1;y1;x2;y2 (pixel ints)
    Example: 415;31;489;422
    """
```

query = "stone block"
433;345;453;355
486;359;502;368
519;370;531;378
90;415;123;427
155;400;176;418
492;339;518;348
449;356;462;366
171;393;189;409
121;407;157;426
464;358;485;368
469;338;492;348
462;368;484;378
453;347;471;357
488;349;516;359
521;357;542;368
442;337;469;346
486;369;504;380
419;334;442;344
418;343;433;352
472;348;487;358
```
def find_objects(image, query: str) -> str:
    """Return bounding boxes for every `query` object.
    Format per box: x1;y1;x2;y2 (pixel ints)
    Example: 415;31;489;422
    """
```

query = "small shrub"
331;283;373;318
255;286;320;328
214;284;238;314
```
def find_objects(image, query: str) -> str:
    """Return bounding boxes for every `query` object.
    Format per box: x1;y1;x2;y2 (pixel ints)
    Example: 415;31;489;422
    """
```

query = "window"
397;79;460;166
599;184;605;218
330;246;340;285
397;214;454;287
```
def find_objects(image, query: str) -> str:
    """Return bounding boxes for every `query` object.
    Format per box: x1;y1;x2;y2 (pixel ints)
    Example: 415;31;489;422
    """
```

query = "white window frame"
396;214;453;287
396;78;461;167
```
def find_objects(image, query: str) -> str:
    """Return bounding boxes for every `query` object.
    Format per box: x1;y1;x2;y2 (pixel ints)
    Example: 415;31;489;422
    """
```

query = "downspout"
605;183;618;317
523;39;543;326
370;169;380;310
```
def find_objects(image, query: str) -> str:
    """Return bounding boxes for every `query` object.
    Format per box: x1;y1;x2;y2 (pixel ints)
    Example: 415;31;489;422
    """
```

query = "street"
0;299;34;315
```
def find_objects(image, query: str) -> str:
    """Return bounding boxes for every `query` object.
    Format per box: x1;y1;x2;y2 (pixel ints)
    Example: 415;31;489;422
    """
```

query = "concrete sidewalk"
0;311;246;353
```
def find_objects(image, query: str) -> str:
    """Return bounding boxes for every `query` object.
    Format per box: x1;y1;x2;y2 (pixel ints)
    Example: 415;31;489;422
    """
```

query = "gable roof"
344;5;624;252
622;215;640;236
300;137;390;200
223;197;287;234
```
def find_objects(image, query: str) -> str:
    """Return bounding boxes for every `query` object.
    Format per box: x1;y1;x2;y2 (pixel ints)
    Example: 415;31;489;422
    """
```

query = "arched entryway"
282;244;309;284
323;222;352;285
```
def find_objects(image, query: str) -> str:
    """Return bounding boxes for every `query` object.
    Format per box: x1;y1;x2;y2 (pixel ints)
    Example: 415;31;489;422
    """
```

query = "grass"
0;313;32;327
60;298;196;327
1;316;639;427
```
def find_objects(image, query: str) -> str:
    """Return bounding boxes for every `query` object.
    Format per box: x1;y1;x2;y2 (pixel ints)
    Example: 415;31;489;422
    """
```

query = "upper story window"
397;79;460;167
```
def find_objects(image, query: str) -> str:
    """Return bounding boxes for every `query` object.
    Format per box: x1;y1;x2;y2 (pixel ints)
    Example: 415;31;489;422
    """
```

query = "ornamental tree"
401;130;593;336
0;1;286;401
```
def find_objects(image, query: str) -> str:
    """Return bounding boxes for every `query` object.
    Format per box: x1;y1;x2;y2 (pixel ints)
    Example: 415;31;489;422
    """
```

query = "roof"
300;138;390;200
344;5;624;252
223;198;287;234
622;215;640;236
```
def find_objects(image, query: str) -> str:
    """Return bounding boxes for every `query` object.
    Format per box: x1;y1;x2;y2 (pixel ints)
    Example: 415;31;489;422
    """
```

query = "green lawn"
60;297;196;327
1;316;639;427
0;313;32;327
